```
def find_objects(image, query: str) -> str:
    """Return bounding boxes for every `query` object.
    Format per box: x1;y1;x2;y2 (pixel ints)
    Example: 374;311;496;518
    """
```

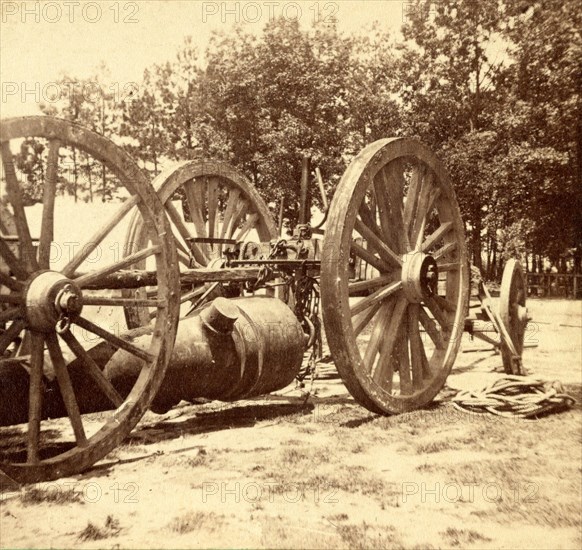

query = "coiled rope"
451;376;577;419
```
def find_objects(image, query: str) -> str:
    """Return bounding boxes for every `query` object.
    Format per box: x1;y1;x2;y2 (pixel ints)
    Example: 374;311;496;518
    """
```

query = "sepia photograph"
0;0;580;548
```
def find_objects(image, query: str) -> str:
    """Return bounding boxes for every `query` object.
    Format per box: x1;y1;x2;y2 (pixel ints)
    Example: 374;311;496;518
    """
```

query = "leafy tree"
13;139;46;205
498;0;582;270
119;67;168;176
39;66;125;202
25;3;579;275
344;24;402;153
202;19;355;221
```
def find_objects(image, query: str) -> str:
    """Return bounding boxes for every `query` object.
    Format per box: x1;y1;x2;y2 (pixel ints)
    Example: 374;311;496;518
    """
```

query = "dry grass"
249;443;394;503
78;515;121;541
441;527;491;547
477;498;582;528
167;511;224;534
415;438;459;454
327;513;349;522
259;522;338;549
22;486;83;506
280;446;328;467
336;522;405;550
413;444;581;528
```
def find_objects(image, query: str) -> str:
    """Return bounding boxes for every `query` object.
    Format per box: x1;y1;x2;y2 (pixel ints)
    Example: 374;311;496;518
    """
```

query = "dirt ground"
0;298;581;549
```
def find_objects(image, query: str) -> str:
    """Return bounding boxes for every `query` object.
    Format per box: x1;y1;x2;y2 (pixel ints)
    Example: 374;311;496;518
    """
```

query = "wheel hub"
401;253;438;303
25;271;83;332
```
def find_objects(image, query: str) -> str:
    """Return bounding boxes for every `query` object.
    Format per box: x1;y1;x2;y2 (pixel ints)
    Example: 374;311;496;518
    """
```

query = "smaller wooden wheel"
123;160;277;328
321;138;470;415
499;259;528;375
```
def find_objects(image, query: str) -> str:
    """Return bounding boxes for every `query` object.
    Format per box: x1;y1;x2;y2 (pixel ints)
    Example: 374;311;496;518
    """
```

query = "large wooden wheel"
0;116;180;483
499;259;528;375
123;160;277;327
321;138;469;414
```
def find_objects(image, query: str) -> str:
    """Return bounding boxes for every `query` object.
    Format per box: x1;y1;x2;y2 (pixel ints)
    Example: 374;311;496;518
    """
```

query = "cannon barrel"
0;297;306;426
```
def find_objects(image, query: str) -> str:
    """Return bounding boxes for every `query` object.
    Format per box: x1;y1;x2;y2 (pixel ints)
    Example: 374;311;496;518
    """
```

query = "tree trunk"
72;149;78;203
101;164;107;201
486;232;495;279
472;214;482;271
86;156;93;202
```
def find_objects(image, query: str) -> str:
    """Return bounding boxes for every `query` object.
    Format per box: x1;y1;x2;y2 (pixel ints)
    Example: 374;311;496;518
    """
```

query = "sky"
0;0;409;118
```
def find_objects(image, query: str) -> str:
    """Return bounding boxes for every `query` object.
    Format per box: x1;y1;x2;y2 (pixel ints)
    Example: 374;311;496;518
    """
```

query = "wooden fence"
527;273;582;299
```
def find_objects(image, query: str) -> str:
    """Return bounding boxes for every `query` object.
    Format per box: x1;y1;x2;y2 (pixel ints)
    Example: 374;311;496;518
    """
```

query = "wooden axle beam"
79;267;262;290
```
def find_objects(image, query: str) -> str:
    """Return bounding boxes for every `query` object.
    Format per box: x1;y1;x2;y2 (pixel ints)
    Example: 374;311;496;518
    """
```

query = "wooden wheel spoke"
0;270;24;291
220;188;241;240
374;169;404;252
358;203;385;242
355;218;402;268
234;213;259;242
419;306;445;349
372;297;408;385
350;242;393;274
373;173;399;252
184;179;207;232
59;330;123;408
0;319;25;354
172;230;190;256
179;286;206;305
382;161;408;251
408;304;430;388
62;195;140;277
0;306;22;323
1;142;38;271
410;171;434;245
353;300;382;337
27;331;45;463
228;200;249;239
415;187;441;250
413;218;427;252
421;222;452;253
165;201;207;266
349;274;395;295
433;295;456;313
350;281;402;317
363;300;394;371
38;139;60;268
424;296;452;332
396;324;413;395
0;237;28;280
207;177;219;240
74;316;154;362
183;179;209;260
403;164;425;232
165;200;194;244
177;248;194;267
46;333;87;446
75;245;161;288
433;241;457;261
173;236;198;268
